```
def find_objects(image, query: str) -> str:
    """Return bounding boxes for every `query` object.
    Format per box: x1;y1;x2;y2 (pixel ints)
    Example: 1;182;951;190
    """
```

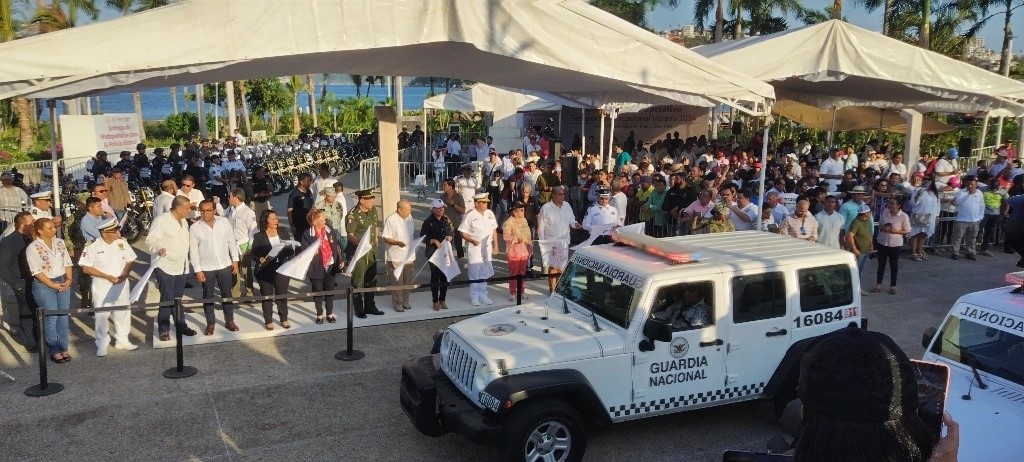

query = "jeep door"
724;269;790;398
629;279;727;416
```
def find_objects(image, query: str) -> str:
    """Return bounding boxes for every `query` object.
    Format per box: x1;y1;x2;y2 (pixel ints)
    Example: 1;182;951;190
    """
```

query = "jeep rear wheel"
498;398;586;462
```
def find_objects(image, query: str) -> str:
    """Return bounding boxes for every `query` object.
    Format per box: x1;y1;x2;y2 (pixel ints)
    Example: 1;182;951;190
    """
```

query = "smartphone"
910;359;950;441
722;451;793;462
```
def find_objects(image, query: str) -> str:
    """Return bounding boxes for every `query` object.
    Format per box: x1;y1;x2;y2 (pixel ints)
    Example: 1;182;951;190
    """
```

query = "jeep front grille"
443;339;479;396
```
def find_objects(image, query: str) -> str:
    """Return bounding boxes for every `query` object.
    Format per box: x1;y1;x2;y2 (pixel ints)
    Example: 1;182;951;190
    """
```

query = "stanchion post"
516;273;523;305
163;298;198;379
335;287;365;361
24;307;64;397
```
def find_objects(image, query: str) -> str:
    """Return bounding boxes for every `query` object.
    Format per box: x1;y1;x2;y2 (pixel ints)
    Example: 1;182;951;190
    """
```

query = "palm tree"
954;0;1024;75
237;80;251;136
694;0;727;41
832;0;842;18
305;74;318;128
2;0;36;152
285;76;303;134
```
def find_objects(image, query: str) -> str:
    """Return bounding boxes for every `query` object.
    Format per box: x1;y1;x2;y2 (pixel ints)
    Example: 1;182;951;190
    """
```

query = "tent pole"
197;84;207;139
827;107;836;147
710;107;718;140
48;99;61;213
215;82;220;139
980;115;990;151
757;124;769;231
607;108;617;172
599;108;605;169
580;108;586;156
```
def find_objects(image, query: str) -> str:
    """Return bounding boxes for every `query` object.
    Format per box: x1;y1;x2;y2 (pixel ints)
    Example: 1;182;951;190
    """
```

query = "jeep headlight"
439;331;452;356
474;363;492;391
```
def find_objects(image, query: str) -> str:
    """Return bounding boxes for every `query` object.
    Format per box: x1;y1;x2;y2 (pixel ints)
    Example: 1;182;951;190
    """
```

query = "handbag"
911;213;931;227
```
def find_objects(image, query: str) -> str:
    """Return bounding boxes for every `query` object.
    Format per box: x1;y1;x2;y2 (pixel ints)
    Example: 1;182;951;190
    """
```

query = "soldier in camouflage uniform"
347;189;384;318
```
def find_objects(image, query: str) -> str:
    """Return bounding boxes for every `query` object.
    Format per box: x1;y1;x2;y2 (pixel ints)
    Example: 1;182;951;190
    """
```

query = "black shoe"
951;254;959;260
368;308;385;316
180;326;197;337
965;254;977;261
326;315;337;323
315;317;324;325
355;311;366;319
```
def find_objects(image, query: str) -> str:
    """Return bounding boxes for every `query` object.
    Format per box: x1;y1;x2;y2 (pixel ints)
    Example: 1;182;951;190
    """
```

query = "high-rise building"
680;25;696;38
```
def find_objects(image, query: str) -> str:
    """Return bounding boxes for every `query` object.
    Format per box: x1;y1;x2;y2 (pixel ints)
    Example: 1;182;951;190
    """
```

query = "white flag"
277;240;320;281
392;236;425;281
571;222;617;250
428;240;461;282
129;256;159;303
536;239;569;270
343;229;373;276
614;222;645;236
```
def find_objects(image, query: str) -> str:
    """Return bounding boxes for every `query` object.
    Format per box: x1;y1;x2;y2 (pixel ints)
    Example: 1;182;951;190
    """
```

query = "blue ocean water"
41;84;437;121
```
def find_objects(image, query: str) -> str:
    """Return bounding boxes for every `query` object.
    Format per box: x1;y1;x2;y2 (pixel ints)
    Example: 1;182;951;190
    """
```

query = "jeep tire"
497;398;587;462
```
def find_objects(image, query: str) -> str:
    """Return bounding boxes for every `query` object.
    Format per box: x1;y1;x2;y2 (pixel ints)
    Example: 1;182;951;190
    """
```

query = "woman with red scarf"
303;209;345;324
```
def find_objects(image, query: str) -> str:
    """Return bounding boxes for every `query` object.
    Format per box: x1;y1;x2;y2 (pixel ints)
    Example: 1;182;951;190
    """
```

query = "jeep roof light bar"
612;230;702;265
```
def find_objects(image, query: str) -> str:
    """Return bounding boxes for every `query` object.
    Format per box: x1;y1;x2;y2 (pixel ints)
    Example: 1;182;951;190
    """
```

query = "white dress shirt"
954;190;985;222
582;204;619;235
79;237;137;305
189;216;239;272
730;202;760;231
538;201;578;241
146;212;192;275
226;203;257;248
151;191;175;218
177;188;205;220
814;210;846;249
456;175;479;205
382;212;416;263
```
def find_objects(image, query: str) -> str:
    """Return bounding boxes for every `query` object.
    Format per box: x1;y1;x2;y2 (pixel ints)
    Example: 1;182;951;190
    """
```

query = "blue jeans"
154;268;186;333
32;275;71;354
856;253;870;277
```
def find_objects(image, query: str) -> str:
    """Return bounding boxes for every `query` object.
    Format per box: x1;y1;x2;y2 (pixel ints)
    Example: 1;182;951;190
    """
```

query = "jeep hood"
448;301;625;370
945;370;1024;461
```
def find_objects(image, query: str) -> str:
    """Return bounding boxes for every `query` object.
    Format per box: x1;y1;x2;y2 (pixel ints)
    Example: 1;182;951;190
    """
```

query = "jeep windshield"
554;259;644;329
930;315;1024;386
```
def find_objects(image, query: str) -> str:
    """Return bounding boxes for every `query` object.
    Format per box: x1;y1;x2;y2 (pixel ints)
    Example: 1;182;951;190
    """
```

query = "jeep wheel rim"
524;420;571;462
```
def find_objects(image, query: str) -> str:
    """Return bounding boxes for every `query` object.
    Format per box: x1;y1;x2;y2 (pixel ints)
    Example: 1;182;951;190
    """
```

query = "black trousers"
2;279;37;347
429;263;449;302
310;275;336;317
257;274;290;323
1007;226;1024;266
201;267;235;326
876;244;900;287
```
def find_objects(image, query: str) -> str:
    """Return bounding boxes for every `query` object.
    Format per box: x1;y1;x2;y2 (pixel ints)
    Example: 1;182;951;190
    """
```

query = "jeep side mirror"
922;327;937;349
643;318;673;343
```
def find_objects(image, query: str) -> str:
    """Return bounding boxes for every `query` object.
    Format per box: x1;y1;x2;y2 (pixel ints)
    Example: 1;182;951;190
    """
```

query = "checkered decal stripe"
608;382;766;418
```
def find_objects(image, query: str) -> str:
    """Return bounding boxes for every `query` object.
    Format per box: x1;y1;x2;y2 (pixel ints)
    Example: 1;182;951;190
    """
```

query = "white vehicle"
921;274;1024;461
401;231;863;462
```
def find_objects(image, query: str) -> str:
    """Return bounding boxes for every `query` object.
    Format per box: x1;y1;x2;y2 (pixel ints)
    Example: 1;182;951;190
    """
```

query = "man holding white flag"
383;199;416;312
537;186;580;294
422;199;456;310
459;193;499;306
346;189;383;318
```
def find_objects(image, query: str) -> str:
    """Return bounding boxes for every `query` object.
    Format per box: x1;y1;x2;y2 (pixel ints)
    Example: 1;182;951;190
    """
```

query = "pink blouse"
878;210;910;248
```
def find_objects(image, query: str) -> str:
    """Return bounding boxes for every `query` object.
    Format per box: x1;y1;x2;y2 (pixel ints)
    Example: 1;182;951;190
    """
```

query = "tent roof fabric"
422;84;591;111
772;99;954;135
694;20;1024;115
0;0;774;110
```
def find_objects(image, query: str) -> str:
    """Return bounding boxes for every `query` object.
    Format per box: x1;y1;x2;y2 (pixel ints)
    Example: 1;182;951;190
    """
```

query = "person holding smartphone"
794;326;957;462
873;198;910;295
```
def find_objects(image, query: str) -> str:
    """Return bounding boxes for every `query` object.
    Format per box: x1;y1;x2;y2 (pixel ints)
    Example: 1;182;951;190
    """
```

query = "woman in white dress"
909;178;940;261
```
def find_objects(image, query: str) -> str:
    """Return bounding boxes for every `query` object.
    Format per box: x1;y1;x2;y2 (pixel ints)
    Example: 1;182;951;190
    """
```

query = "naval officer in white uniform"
78;218;138;356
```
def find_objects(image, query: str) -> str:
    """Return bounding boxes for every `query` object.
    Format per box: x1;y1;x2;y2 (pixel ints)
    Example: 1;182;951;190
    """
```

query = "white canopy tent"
0;0;777;221
773;100;954;134
422;83;591;112
0;0;774;109
696;20;1024;165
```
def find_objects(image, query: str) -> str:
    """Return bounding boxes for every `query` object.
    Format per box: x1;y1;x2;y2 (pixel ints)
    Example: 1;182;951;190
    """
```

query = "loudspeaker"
561;155;579;186
732;121;743;135
958;138;973;155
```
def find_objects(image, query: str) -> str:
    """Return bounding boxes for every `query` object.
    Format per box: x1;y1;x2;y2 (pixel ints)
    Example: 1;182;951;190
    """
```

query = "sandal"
432;302;441;311
50;354;66;364
61;352;71;361
869;286;882;294
508;295;516;302
281;321;291;329
326;315;337;323
315;316;324;325
889;287;897;295
265;323;274;331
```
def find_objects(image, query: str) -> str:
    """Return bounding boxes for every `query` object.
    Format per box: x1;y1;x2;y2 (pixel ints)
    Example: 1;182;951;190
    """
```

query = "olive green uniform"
347;207;381;315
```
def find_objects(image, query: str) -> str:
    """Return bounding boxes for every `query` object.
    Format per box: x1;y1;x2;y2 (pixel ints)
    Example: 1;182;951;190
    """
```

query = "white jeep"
920;274;1024;461
401;231;863;462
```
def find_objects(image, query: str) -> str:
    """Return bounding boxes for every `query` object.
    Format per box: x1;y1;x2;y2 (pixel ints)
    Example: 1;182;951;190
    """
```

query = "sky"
646;0;1024;54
